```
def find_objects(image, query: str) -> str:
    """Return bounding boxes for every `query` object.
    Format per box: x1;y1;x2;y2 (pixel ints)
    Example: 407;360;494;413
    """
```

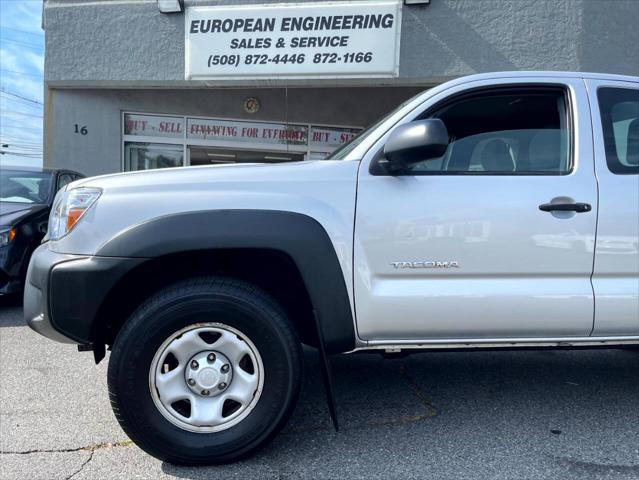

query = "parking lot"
1;298;638;480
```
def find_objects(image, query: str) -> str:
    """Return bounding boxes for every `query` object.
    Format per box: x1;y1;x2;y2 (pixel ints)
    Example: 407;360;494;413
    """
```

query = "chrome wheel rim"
149;323;264;433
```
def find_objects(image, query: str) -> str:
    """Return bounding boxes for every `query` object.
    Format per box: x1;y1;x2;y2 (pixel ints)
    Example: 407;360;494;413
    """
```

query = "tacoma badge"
391;261;460;269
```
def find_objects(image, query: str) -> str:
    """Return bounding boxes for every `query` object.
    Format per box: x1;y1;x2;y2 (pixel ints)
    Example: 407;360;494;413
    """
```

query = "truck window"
411;88;571;175
597;87;639;175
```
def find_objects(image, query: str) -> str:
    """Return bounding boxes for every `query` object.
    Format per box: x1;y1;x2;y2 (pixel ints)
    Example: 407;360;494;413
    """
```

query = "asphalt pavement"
1;296;639;480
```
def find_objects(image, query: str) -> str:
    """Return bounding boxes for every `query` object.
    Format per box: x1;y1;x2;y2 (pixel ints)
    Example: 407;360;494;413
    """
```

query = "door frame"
585;78;639;336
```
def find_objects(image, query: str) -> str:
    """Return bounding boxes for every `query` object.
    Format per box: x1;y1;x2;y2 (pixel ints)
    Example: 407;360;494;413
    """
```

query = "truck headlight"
49;188;101;240
0;226;16;247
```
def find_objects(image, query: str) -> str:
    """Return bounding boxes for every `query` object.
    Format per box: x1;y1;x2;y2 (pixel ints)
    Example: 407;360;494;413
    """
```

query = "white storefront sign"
185;1;402;80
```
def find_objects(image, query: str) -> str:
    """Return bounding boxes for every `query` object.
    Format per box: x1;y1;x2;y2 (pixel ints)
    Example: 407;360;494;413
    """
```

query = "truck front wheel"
107;276;302;465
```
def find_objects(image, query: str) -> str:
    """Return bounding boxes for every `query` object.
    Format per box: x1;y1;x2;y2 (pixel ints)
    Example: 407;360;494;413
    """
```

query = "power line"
0;150;43;158
0;38;44;50
0;140;42;148
0;135;43;145
1;131;42;138
1;143;41;148
2;110;43;118
0;89;43;105
0;68;43;78
0;95;44;110
0;125;43;132
0;26;43;37
0;144;42;152
1;91;44;106
1;132;42;139
2;150;43;155
2;136;42;142
0;146;43;152
0;140;42;149
0;142;43;148
1;114;43;127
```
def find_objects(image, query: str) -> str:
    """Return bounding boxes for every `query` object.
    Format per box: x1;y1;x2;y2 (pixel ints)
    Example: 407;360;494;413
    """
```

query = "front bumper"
24;243;145;344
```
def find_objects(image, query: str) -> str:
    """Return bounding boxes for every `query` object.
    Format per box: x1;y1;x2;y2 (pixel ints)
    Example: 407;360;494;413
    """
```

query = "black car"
0;167;84;296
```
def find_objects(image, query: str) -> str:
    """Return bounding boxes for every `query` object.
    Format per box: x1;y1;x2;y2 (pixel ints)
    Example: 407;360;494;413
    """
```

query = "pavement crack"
0;440;133;456
283;364;438;434
66;449;93;480
550;454;639;474
398;363;438;417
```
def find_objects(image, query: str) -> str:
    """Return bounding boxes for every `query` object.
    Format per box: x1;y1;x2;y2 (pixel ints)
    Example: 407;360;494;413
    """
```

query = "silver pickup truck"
24;72;638;465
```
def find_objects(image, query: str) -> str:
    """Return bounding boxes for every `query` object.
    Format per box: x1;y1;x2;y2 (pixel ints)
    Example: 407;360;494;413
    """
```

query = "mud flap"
313;310;339;431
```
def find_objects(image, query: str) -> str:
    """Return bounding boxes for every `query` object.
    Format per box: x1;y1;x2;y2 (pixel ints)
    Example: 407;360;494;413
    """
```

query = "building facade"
42;0;639;176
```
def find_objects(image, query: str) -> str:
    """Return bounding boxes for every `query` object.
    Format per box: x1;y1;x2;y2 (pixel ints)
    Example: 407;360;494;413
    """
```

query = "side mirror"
377;119;449;174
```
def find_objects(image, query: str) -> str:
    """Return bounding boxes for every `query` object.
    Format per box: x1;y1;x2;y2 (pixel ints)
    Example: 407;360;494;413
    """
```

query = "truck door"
354;78;598;341
586;80;639;335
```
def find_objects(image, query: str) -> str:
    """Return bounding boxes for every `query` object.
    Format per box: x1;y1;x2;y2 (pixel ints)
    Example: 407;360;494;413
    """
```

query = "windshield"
326;92;425;160
0;170;53;204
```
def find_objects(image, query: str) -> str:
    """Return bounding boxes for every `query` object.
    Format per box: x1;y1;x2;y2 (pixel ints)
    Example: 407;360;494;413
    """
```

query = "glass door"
188;146;306;165
124;143;184;171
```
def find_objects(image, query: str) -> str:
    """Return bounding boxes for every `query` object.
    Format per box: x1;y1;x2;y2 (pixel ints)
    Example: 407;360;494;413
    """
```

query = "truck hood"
72;161;329;191
51;159;360;259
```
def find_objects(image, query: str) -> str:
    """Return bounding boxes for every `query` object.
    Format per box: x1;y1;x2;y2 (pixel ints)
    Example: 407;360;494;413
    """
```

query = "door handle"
539;202;592;213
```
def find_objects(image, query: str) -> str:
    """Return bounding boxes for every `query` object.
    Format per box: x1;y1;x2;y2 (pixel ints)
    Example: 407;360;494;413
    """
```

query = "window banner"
310;126;360;149
124;114;184;138
187;118;308;146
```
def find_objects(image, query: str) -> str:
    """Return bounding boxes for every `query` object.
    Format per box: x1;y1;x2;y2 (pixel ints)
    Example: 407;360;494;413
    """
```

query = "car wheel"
107;276;302;465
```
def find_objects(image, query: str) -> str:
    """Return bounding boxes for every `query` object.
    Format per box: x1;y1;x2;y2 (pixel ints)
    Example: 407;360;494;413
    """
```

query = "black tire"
107;276;302;465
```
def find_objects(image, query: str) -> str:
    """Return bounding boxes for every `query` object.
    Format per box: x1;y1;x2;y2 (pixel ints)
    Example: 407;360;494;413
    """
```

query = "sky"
0;0;44;168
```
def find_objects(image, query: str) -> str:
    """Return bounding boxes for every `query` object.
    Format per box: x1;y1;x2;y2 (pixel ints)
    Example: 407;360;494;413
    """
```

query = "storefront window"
122;112;362;171
124;143;184;171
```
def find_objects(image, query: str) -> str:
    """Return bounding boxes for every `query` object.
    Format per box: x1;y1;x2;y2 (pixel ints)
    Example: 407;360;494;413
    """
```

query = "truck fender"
97;209;354;429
